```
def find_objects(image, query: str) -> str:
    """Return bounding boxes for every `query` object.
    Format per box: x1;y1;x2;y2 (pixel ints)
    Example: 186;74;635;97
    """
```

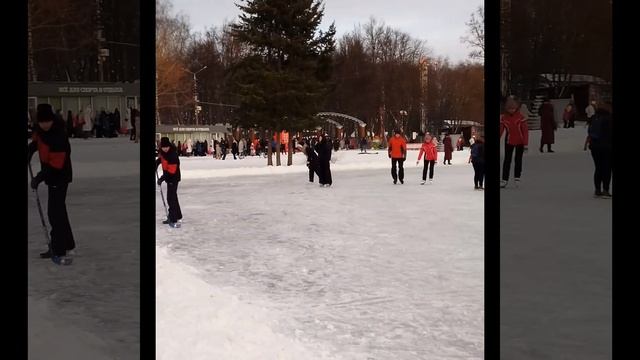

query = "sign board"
100;48;110;57
58;86;124;94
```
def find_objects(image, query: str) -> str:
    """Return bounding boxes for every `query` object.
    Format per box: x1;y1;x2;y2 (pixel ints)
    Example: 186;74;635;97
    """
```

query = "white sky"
171;0;483;63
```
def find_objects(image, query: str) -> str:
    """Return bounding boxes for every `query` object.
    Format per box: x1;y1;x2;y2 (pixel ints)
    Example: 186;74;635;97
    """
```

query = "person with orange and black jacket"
28;104;75;265
156;137;183;226
388;129;407;184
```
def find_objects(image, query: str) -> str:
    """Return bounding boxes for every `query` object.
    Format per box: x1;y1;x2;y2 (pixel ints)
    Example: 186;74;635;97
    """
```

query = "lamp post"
182;66;207;125
399;110;408;135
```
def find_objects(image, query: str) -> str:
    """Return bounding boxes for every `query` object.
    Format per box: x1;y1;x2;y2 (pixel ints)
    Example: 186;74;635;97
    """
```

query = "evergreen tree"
229;0;335;165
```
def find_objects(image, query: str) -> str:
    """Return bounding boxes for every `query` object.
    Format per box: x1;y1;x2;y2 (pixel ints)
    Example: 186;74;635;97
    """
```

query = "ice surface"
157;148;484;359
28;137;140;359
500;127;612;359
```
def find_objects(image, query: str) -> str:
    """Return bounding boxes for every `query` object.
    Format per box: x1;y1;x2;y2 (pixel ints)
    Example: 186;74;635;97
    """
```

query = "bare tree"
156;0;193;123
461;6;484;62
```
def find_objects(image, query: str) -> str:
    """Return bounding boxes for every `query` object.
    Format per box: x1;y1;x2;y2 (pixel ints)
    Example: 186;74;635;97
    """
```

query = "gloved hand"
31;173;43;190
157;176;164;186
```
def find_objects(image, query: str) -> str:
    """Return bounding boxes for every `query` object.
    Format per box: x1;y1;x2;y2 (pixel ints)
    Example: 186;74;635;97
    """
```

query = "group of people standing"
301;135;333;187
501;95;612;197
36;106;141;142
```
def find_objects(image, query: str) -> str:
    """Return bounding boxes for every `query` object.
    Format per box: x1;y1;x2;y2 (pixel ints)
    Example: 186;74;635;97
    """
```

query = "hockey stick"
28;161;52;249
156;168;169;218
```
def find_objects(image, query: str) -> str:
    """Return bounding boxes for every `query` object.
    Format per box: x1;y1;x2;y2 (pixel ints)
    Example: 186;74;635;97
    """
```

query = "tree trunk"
287;131;293;166
275;131;281;166
267;129;273;166
27;2;37;82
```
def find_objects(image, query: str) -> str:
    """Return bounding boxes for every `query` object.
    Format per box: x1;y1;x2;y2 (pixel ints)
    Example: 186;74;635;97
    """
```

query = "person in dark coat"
113;108;121;135
302;139;319;182
360;137;368;153
28;104;75;265
315;134;332;187
584;102;612;197
221;139;228;160
66;110;74;137
468;136;485;190
156;137;183;226
129;107;137;141
443;134;453;165
539;99;557;152
231;140;239;159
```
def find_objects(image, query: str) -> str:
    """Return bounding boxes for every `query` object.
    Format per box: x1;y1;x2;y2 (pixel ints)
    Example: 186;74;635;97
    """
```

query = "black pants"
318;160;332;185
222;150;227;160
472;161;485;187
308;161;319;182
130;127;136;140
167;182;183;222
503;144;524;181
590;147;612;192
47;184;75;256
422;160;435;180
391;158;405;182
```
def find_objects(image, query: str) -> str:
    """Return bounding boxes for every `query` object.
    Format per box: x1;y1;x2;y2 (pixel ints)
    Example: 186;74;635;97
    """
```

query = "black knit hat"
36;104;55;122
160;137;171;147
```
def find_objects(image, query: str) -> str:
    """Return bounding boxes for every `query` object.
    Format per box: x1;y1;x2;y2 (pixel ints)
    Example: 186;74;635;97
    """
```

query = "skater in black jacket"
315;135;332;187
302;139;319;182
468;137;485;190
28;104;75;265
156;137;183;227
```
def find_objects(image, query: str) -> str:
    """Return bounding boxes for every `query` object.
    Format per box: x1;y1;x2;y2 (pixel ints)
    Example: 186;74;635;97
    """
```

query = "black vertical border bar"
10;0;29;358
611;0;625;358
140;0;156;358
484;0;500;358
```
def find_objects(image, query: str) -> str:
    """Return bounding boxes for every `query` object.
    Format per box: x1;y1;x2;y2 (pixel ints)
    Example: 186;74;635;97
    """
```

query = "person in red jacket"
500;97;529;188
156;137;183;227
416;134;438;184
388;129;407;184
28;104;75;265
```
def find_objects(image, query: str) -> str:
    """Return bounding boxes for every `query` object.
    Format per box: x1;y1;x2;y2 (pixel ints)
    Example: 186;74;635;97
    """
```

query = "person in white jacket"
519;103;533;120
585;100;597;125
238;138;246;158
82;105;93;138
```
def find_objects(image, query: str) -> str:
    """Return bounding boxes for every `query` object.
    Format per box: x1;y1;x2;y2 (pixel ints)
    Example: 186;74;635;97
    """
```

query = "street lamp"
182;66;208;125
399;110;408;134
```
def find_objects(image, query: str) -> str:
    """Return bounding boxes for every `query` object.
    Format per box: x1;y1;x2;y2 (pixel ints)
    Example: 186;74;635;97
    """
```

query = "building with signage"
28;82;140;117
155;124;230;144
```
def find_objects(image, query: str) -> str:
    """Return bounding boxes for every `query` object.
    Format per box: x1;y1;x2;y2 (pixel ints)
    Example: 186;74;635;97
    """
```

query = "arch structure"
316;112;366;128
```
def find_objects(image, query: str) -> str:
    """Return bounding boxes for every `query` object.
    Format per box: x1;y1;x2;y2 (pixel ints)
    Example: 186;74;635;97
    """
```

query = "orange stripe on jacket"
160;155;177;174
34;133;66;169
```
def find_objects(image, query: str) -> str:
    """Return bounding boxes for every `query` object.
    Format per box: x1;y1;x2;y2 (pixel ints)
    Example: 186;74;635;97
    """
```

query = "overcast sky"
171;0;483;63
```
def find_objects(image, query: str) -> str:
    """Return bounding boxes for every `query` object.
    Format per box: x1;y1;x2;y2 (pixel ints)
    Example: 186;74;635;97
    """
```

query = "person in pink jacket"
416;134;438;185
500;97;529;188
